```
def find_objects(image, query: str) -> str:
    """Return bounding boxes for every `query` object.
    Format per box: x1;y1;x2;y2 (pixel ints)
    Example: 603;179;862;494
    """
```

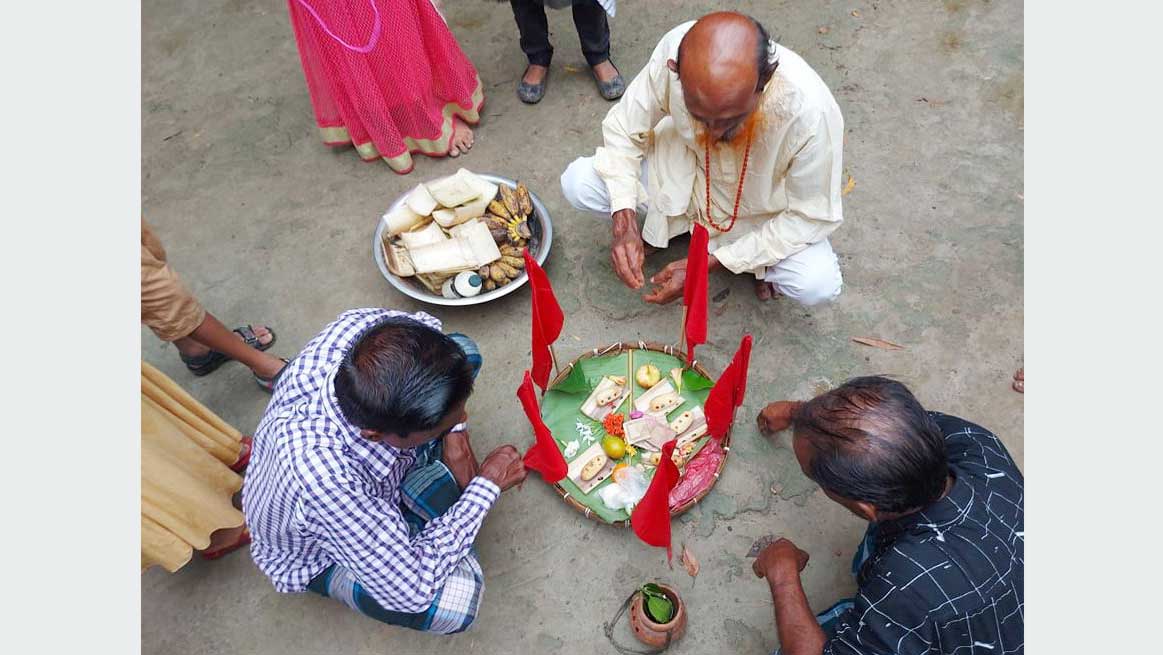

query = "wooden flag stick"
679;305;689;363
549;343;560;374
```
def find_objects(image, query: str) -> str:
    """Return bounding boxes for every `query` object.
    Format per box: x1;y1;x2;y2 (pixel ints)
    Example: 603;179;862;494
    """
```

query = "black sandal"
181;349;230;376
255;359;290;393
234;325;277;352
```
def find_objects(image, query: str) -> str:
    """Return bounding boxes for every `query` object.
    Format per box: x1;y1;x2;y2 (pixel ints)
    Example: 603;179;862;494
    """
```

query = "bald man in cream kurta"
561;20;845;306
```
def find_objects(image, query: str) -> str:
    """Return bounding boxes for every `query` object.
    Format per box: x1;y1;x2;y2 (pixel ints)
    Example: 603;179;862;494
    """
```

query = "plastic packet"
598;466;649;511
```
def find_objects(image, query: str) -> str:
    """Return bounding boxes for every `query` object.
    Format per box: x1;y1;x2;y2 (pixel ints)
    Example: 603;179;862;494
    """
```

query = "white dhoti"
561;156;843;307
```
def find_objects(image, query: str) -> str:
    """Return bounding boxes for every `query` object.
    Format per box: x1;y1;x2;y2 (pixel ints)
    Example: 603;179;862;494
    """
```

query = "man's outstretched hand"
611;209;646;289
757;401;803;436
478;445;528;492
752;537;810;583
644;258;688;304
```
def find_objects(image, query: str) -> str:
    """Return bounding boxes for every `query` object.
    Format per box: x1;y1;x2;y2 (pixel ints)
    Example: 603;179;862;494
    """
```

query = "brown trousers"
141;220;205;342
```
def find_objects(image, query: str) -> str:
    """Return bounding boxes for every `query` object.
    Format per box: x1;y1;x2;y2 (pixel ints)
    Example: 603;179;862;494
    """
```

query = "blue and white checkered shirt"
242;308;500;613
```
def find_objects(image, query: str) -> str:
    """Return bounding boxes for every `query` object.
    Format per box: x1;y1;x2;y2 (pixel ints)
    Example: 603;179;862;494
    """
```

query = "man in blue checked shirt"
243;309;526;634
754;377;1024;655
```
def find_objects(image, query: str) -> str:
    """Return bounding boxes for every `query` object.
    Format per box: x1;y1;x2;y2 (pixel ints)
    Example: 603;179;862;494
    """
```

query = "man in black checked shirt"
754;377;1024;655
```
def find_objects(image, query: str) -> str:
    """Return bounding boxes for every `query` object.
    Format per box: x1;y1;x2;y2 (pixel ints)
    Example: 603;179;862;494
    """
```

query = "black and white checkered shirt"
825;413;1024;655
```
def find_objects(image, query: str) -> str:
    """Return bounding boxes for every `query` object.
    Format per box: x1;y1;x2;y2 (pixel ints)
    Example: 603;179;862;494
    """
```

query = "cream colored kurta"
593;21;845;278
141;361;245;573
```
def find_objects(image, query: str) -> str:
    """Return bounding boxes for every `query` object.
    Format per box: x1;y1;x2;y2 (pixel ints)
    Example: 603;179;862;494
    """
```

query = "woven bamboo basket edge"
544;341;733;528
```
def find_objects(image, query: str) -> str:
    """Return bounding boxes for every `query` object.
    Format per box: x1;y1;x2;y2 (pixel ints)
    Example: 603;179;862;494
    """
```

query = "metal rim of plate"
547;341;731;527
373;173;554;306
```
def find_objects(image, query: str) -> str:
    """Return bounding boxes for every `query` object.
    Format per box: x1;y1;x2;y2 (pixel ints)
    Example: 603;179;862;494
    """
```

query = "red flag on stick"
517;370;568;483
704;334;753;440
682;225;710;363
631;439;681;560
523;249;564;391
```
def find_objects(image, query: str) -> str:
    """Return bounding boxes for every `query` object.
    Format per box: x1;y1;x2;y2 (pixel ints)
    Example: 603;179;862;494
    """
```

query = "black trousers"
509;0;611;67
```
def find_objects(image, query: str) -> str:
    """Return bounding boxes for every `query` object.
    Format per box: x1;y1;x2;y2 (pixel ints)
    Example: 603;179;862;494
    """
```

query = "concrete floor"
141;1;1023;653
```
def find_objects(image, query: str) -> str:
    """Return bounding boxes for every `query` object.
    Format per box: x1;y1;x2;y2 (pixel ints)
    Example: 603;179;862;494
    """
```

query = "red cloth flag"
631;439;681;560
683;225;710;363
704;334;753;440
523;248;564;391
517;370;568;483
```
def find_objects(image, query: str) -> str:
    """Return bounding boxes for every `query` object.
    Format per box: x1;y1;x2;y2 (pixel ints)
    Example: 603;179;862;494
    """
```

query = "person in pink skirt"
287;0;482;174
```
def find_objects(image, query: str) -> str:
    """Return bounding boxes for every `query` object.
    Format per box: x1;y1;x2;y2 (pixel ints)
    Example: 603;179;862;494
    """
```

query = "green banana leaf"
681;368;715;391
541;348;714;524
552;363;591;394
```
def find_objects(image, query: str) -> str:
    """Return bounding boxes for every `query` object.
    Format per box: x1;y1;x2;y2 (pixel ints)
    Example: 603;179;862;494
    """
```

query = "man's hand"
644;258;688;304
442;430;479;490
757;401;803;436
611;209;646;289
752;537;810;584
478;445;528;492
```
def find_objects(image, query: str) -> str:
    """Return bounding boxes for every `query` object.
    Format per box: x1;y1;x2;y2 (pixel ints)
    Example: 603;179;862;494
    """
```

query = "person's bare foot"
754;280;777;301
523;64;548;86
443;430;479;490
449;117;474;158
1012;368;1024;393
252;353;286;380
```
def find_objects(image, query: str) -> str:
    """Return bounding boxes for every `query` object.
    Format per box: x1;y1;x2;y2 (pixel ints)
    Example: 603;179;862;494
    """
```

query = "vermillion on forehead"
677;13;761;121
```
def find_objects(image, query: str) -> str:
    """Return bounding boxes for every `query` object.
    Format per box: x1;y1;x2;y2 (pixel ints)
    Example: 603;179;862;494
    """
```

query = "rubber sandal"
181;349;230;376
233;325;277;352
201;527;251;560
230;436;253;473
255;358;290;393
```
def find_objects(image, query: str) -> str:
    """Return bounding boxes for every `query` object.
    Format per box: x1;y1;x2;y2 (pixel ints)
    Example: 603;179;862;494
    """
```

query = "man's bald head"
669;12;778;142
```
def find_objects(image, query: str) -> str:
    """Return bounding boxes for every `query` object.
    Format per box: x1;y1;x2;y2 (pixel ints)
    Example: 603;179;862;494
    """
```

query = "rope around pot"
602;590;673;655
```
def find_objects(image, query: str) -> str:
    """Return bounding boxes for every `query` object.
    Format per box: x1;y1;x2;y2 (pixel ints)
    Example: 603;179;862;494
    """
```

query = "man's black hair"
793;376;948;514
333;316;474;438
674;15;779;92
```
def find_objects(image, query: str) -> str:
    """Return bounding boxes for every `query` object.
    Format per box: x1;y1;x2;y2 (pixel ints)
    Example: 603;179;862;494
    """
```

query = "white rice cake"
460;169;499;205
404;183;439;216
427;170;481;207
580;376;630;421
447;218;480;237
454;194;491;222
456;221;502;265
432;207;462;228
382;204;426;236
567;441;616;494
407;238;477;275
398;221;446;249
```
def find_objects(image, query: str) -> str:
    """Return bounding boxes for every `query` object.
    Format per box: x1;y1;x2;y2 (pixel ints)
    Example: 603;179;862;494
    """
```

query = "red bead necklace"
703;133;753;233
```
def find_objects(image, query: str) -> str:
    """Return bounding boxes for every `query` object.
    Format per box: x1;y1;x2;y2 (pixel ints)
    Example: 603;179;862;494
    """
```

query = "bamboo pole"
549;343;560;374
679;305;689;362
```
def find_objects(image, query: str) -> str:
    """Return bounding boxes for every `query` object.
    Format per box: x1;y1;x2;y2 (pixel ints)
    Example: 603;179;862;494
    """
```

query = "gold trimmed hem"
316;76;485;174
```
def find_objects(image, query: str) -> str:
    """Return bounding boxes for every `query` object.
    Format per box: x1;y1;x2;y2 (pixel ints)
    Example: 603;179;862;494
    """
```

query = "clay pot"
629;583;687;648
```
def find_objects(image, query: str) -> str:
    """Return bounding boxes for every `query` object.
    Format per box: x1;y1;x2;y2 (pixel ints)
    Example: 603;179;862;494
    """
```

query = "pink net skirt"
287;0;484;174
